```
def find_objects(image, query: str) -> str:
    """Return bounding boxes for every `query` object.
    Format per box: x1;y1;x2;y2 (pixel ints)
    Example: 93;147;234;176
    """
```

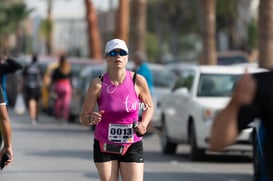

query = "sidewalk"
0;108;100;181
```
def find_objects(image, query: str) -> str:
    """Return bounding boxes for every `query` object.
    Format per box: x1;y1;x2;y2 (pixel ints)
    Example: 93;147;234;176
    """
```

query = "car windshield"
218;56;248;65
152;69;176;88
197;74;240;97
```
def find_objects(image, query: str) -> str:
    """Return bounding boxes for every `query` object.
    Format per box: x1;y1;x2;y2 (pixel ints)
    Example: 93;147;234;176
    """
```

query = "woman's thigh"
120;162;144;181
95;161;119;181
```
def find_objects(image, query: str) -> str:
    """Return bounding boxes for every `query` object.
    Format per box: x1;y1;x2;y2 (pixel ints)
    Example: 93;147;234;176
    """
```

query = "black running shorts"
25;87;41;102
93;139;144;163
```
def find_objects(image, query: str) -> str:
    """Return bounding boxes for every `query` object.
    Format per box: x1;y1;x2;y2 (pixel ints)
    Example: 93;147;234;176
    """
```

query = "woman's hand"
134;122;147;136
0;146;13;168
232;70;256;107
88;110;104;125
81;110;104;126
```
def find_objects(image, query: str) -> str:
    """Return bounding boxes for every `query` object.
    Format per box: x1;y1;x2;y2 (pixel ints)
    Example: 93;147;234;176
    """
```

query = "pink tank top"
95;70;142;145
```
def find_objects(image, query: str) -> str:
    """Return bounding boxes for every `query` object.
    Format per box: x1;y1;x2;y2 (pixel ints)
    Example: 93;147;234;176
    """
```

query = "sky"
25;0;119;18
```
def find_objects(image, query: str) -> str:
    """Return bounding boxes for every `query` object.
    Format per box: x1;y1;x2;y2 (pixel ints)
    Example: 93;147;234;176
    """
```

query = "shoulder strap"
99;74;103;82
133;72;137;85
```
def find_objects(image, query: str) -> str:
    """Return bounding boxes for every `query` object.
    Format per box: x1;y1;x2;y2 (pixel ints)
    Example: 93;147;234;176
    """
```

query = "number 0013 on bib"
108;123;134;143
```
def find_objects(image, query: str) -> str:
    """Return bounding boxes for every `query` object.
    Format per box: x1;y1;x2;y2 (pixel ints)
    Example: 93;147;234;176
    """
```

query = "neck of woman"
108;69;126;85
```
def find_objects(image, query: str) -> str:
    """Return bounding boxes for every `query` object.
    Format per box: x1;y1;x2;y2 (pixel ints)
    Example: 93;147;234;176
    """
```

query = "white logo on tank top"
124;95;149;112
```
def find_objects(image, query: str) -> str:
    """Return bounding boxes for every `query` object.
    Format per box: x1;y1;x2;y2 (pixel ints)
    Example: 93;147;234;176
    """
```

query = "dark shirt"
51;68;71;83
238;70;273;180
0;85;6;105
22;62;42;89
0;57;23;104
0;57;22;75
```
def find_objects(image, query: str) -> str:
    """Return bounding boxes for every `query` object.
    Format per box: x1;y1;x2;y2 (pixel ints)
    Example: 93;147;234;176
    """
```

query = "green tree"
0;1;32;53
247;18;257;51
216;0;239;49
147;0;200;60
38;0;54;55
39;0;72;55
12;2;33;54
39;18;53;55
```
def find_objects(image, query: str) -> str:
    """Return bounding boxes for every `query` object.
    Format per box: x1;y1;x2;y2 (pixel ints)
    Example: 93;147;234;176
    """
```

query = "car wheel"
160;121;177;154
189;123;205;161
252;130;260;181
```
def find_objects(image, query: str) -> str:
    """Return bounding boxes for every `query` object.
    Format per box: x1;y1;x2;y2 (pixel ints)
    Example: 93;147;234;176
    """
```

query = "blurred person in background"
0;53;22;147
0;54;22;105
80;38;154;181
133;51;154;95
133;51;155;134
51;54;72;122
0;85;13;168
22;54;42;125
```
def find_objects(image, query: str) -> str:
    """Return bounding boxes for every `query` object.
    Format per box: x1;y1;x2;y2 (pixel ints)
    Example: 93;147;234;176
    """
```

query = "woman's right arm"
80;78;101;127
209;72;256;151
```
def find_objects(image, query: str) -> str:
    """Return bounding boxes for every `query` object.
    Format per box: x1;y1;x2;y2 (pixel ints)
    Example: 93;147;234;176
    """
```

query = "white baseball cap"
105;38;128;55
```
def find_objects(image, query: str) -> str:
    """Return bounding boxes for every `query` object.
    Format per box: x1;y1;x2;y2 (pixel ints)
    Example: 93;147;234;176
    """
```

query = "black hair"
32;53;38;63
59;54;67;65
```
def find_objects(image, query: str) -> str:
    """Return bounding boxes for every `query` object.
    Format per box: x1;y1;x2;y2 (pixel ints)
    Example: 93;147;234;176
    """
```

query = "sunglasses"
108;50;128;57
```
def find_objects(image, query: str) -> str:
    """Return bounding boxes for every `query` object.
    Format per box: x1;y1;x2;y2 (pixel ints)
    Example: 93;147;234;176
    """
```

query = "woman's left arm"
0;105;13;165
135;74;154;135
0;57;22;74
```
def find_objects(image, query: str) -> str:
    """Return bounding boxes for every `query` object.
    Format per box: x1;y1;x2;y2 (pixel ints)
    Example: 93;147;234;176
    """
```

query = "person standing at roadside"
133;51;154;95
0;53;22;147
51;54;72;122
80;38;154;181
22;54;42;125
0;85;13;168
133;51;155;134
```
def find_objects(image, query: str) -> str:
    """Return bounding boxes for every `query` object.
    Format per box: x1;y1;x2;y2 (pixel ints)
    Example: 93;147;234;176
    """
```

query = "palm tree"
115;0;130;43
40;0;74;55
84;0;102;60
38;0;53;55
131;0;147;53
200;0;217;65
258;0;273;68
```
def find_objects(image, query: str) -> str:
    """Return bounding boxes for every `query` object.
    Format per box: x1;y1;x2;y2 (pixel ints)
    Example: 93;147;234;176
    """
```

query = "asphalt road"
0;109;254;181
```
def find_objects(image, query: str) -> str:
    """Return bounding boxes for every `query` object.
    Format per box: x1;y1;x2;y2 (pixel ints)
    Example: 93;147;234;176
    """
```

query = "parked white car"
160;64;265;161
148;63;177;128
127;62;177;128
69;63;106;123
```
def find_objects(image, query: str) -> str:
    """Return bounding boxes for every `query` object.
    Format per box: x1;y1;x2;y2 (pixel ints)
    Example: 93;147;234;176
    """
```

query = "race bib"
108;123;134;143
